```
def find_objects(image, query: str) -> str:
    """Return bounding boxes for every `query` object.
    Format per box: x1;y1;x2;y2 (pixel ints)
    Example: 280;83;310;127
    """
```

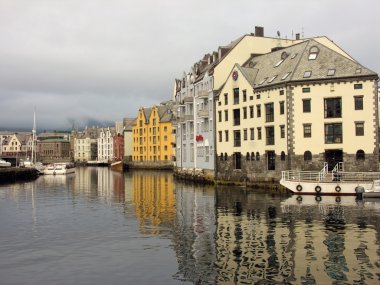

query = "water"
0;167;379;285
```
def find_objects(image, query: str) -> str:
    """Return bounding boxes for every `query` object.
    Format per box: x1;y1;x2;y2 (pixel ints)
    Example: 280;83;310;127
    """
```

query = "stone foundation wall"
129;160;174;170
174;167;214;184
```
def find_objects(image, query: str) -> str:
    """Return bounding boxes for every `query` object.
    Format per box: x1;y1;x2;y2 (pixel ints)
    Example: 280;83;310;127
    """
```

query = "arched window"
251;152;255;161
281;151;286;161
256;152;260;161
304;151;312;161
220;153;224;160
356;150;365;160
224;152;228;161
309;46;319;60
246;152;250;160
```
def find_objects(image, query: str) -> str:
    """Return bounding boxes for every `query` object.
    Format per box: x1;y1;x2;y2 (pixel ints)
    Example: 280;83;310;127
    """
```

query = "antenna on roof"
277;31;280;37
276;31;282;48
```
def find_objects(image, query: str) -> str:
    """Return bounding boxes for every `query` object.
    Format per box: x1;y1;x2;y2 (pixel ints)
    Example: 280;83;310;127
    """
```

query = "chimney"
295;33;300;40
255;26;264;37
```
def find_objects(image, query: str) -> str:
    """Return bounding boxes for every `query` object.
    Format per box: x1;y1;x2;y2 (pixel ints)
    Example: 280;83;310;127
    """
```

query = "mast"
31;109;36;163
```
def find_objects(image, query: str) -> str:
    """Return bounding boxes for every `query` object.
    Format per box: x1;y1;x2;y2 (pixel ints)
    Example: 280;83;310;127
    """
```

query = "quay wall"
0;168;39;183
128;161;174;170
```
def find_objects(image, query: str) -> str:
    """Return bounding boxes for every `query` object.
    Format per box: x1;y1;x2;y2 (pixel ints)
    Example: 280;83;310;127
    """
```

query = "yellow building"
132;103;175;162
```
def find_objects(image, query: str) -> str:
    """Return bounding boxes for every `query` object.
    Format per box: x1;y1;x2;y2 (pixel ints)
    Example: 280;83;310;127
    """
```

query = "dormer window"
356;67;362;74
303;71;312;78
308;46;319;60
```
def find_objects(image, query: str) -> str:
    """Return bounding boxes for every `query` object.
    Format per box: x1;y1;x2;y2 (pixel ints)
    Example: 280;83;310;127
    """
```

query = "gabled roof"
240;39;377;89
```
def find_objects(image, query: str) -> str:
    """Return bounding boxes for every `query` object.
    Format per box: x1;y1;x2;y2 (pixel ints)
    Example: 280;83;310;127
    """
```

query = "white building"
97;127;115;163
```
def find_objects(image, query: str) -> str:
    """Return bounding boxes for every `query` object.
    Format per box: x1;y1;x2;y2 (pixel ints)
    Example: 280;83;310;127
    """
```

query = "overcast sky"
0;0;379;131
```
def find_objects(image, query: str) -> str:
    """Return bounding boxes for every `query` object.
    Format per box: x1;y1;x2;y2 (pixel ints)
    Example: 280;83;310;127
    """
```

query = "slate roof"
240;39;377;90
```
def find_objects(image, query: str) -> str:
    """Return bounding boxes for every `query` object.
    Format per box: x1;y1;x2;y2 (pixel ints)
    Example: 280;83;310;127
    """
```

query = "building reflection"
172;185;380;284
131;170;175;234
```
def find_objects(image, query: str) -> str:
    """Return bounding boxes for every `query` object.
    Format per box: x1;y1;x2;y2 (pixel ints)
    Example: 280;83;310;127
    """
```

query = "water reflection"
0;168;379;285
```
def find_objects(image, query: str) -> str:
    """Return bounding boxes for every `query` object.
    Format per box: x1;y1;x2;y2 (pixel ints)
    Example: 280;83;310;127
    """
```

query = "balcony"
197;109;209;118
183;96;193;103
197;90;209;99
184;114;194;121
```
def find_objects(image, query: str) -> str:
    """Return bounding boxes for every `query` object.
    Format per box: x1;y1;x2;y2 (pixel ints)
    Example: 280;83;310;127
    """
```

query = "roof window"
308;46;319;60
303;71;312;78
327;69;336;76
267;75;277;83
258;78;267;85
282;72;291;80
291;53;297;59
355;67;362;74
274;59;284;67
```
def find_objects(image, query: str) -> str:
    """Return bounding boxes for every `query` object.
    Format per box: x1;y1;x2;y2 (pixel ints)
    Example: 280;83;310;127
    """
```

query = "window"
356;150;365;160
218;131;222;142
250;128;254;140
266;126;275;145
279;89;285;95
304;151;312;161
243;107;247;119
267;75;277;83
243;90;247;102
308;46;319;60
280;151;286;161
280;125;285;138
303;99;311;113
274;59;284;67
249;106;254;118
354;96;363;110
256;152;260;161
325;123;342;143
251;152;255;161
265;103;274;122
303;124;312;138
279;101;284;115
234;131;241;147
324;98;342;118
218;111;222;122
224;152;228;161
355;122;364;136
282;72;291;80
233;88;239;104
249;95;254;100
220;153;224;160
354;83;363;89
234;152;242;170
233;109;240;126
224;110;228;121
302;87;310;93
224;93;228;105
257;105;261;117
327;69;336;76
225;130;229;142
303;71;312;78
243;129;248;140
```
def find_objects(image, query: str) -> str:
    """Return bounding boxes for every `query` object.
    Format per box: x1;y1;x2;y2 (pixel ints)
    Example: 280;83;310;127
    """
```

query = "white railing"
319;162;328;181
281;170;380;183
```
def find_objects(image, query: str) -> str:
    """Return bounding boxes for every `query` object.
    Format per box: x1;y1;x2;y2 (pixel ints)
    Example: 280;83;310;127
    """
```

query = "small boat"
43;162;75;175
20;160;45;174
110;161;124;172
0;159;11;168
280;162;380;197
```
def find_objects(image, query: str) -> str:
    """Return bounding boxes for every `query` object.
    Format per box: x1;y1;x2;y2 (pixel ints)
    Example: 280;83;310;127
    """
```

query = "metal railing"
281;169;380;183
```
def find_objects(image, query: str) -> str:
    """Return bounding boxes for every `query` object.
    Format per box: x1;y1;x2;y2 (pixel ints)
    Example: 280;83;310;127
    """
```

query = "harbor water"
0;167;379;284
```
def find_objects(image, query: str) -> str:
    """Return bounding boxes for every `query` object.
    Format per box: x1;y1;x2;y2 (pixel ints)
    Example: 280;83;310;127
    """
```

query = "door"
325;149;343;171
267;151;276;170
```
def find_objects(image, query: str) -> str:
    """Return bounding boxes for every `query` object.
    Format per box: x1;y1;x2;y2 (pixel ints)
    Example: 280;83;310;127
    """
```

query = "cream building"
173;27;355;179
97;127;116;163
216;39;378;182
74;127;99;163
123;118;135;162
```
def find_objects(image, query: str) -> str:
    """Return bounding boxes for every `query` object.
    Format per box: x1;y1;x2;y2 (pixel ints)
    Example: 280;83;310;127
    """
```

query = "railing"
319;162;328;181
281;170;380;183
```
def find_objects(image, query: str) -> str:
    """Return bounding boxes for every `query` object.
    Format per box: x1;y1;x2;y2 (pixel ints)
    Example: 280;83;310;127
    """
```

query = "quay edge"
0;168;39;183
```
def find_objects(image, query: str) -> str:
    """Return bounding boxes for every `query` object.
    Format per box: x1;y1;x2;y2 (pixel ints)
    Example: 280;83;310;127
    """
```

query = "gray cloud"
0;0;379;130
